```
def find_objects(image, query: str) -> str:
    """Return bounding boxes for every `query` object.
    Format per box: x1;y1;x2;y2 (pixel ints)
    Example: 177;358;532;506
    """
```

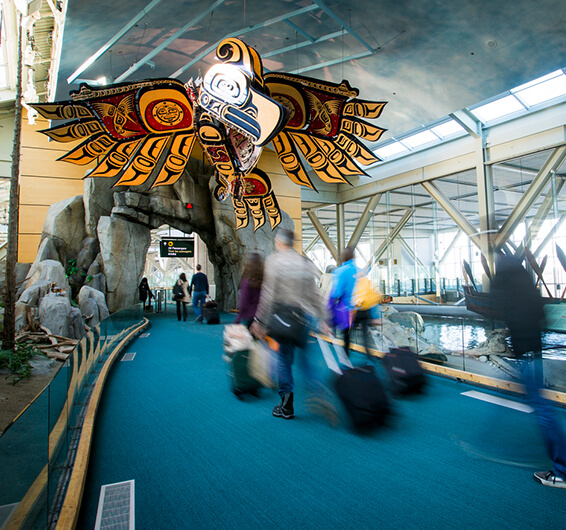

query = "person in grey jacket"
251;228;330;420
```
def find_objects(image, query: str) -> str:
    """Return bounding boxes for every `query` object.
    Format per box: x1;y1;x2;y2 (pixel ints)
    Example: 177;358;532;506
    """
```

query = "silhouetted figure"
138;277;154;311
490;253;566;488
189;264;209;323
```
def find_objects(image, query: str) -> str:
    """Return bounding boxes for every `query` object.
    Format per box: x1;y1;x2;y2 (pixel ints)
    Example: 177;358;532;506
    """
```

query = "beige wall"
19;112;84;262
257;149;302;251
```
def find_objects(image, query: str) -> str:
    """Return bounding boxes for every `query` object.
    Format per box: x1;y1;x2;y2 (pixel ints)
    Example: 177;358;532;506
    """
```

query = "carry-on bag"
317;335;389;431
228;349;262;398
382;347;426;395
202;300;220;324
248;340;278;389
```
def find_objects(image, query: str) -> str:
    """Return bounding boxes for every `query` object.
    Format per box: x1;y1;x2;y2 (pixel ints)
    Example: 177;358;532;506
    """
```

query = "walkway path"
77;313;566;529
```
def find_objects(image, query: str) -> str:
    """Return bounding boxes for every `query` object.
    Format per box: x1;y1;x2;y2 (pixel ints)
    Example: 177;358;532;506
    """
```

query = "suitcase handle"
316;334;354;374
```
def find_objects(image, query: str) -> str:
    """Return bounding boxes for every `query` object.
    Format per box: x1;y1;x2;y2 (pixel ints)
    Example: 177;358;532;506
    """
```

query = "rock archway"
20;158;294;331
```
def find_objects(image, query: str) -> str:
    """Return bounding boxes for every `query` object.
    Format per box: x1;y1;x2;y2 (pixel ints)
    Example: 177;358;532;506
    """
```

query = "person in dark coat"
189;264;209;323
138;277;154;311
490;253;566;489
235;252;264;328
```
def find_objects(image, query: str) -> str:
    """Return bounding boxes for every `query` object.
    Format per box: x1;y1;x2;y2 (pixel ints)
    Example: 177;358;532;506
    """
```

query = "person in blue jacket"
328;247;375;358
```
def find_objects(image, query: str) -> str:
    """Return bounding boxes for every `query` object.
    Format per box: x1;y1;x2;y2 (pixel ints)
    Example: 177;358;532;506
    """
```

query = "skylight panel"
375;141;409;159
401;130;439;149
512;70;564;92
430;120;465;138
470;95;525;123
512;73;566;107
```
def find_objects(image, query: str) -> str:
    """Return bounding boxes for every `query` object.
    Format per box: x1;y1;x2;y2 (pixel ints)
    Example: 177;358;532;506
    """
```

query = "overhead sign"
160;238;194;258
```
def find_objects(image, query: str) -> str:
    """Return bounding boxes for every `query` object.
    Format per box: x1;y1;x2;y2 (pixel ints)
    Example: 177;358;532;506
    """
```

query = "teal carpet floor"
77;312;566;529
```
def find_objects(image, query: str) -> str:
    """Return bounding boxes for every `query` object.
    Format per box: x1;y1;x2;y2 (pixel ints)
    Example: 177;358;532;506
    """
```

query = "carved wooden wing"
265;73;387;190
30;79;197;188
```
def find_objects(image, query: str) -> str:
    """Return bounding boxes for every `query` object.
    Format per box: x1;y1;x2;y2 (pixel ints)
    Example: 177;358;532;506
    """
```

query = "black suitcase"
382;347;426;395
334;364;390;431
228;350;261;398
202;300;220;324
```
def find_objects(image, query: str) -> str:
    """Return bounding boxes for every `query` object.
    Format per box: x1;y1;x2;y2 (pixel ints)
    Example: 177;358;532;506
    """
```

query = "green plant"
0;342;42;384
86;275;93;283
65;259;78;278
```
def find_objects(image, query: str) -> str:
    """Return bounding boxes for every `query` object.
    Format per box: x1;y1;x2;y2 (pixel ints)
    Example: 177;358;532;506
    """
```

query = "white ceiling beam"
115;0;228;83
67;0;164;84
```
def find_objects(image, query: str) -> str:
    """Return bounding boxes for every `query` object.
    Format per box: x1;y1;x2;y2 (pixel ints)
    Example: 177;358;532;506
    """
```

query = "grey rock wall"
97;216;151;313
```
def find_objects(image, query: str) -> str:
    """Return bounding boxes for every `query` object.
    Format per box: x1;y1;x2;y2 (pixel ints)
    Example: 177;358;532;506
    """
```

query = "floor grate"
95;480;135;530
121;352;136;362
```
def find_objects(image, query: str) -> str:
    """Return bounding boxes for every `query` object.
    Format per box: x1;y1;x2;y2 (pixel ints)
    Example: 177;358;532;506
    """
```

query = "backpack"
351;275;381;311
173;282;184;301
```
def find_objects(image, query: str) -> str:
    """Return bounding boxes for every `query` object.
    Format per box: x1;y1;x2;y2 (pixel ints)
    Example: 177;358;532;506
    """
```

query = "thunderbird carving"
32;38;387;231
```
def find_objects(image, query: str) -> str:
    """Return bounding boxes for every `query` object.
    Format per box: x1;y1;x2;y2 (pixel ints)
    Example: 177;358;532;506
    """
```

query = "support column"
336;202;345;260
306;210;339;263
347;194;382;249
475;130;496;286
493;146;566;251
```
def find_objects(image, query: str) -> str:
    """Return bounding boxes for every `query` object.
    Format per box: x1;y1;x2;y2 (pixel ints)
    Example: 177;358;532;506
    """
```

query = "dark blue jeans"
193;291;207;317
277;340;316;398
523;357;566;479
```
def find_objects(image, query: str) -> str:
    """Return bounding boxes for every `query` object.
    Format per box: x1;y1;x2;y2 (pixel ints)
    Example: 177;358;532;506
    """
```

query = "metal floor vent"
121;352;137;362
0;503;19;530
140;333;150;338
95;480;135;530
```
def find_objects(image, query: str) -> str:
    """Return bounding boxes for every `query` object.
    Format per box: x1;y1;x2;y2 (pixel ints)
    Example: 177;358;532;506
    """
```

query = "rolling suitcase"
382;347;426;395
228;350;261;398
202;300;220;324
317;336;390;431
334;364;390;431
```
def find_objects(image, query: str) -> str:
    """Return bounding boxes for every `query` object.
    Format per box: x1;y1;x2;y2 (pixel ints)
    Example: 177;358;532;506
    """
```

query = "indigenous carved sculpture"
32;38;387;231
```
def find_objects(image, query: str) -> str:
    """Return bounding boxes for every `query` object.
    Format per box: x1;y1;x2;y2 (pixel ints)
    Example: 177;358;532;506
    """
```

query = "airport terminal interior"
1;0;566;528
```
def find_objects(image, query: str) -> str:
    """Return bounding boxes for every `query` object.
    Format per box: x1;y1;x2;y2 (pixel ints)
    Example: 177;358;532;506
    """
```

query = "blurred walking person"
251;228;330;420
189;264;209;323
490;253;566;488
235;252;264;328
329;246;380;358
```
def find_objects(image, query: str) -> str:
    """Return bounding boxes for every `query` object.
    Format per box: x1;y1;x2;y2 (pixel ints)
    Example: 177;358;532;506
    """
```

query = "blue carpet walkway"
77;312;566;529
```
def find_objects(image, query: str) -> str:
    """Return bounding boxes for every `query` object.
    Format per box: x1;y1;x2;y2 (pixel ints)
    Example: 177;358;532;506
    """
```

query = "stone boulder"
76;237;100;274
97;216;151;312
69;306;86;339
38;292;72;338
41;195;87;267
84;176;116;238
79;285;110;327
464;328;511;357
84;273;106;294
24;260;70;298
1;261;32;302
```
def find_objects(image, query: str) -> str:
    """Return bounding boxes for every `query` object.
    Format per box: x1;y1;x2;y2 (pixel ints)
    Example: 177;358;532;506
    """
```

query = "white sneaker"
534;470;566;489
